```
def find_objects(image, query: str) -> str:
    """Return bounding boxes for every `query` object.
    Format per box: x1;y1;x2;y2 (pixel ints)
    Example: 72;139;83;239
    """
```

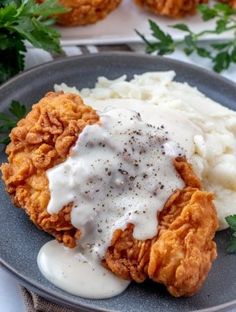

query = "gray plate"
0;53;236;312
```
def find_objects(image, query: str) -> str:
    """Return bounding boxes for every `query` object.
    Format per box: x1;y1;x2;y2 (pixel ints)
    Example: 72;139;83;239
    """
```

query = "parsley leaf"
213;51;231;72
9;100;27;119
172;24;191;32
226;215;236;232
226;215;236;253
136;20;175;55
0;31;26;83
197;5;214;20
227;237;236;253
28;0;67;17
137;2;236;73
0;100;27;145
0;0;68;84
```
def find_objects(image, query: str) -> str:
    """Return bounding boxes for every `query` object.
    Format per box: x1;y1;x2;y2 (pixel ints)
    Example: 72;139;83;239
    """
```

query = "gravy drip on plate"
37;240;130;299
38;108;184;299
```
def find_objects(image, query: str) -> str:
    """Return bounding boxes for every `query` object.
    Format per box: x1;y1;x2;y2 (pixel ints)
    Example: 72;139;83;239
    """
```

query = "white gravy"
37;240;130;299
47;108;184;244
86;99;201;159
38;103;200;299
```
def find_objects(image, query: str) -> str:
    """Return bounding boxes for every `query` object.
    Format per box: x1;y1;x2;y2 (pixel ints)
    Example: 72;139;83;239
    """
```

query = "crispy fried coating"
149;188;218;297
105;158;218;297
37;0;122;26
1;92;99;247
134;0;208;18
104;224;154;283
1;95;218;297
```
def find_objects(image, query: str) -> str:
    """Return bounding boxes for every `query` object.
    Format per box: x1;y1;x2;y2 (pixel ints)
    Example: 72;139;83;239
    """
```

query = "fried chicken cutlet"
37;0;122;26
134;0;208;18
1;92;218;297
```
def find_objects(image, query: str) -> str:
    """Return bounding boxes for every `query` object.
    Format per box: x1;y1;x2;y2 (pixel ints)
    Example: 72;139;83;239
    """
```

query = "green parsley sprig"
136;3;236;73
226;215;236;253
0;100;27;144
0;0;68;84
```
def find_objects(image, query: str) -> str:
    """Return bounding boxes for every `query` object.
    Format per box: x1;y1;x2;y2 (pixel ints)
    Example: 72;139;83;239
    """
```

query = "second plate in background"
59;0;234;45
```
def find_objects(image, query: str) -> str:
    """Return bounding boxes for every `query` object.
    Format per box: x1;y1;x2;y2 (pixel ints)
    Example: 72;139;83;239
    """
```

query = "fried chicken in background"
37;0;122;26
134;0;208;18
36;0;236;25
1;92;218;297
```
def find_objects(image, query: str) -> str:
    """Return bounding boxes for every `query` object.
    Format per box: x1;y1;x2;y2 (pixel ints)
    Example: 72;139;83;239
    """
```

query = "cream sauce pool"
37;240;130;299
37;102;201;299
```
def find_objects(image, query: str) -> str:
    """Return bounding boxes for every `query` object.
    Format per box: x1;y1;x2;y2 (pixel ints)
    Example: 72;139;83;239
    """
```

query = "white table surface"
0;45;235;312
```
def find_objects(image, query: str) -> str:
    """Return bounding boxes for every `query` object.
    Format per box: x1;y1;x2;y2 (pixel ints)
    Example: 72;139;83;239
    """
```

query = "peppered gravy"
38;104;198;299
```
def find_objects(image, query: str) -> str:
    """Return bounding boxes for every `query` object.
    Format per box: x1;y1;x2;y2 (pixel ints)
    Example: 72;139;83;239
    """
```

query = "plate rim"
1;52;236;91
0;52;236;312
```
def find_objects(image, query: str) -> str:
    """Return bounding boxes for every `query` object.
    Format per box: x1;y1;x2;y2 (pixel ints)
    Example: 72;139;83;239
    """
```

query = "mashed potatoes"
55;71;236;230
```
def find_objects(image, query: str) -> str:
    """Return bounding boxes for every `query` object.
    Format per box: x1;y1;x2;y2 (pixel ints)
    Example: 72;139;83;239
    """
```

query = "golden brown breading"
104;157;218;297
1;92;99;247
134;0;208;18
149;188;218;297
104;223;154;283
37;0;122;26
1;95;218;297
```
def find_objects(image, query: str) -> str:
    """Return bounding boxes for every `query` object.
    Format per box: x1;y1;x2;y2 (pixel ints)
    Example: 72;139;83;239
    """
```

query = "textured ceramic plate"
59;0;234;45
0;53;236;312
